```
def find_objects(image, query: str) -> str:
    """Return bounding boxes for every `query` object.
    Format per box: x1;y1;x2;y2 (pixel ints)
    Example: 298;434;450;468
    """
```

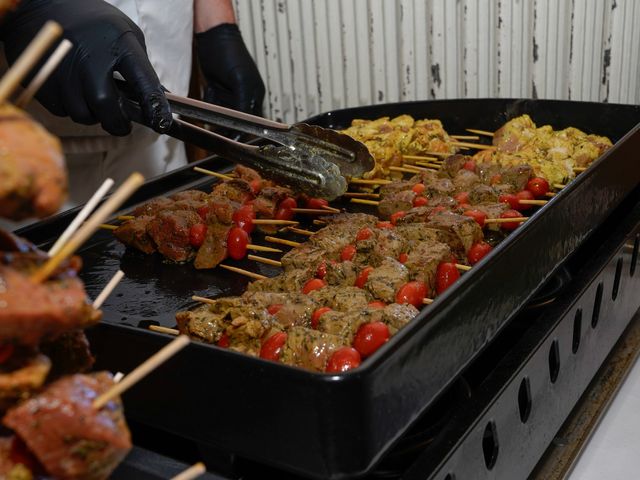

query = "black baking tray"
16;99;640;479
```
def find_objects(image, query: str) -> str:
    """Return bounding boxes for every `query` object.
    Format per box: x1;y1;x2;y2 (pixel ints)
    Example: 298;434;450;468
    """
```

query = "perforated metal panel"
233;0;640;123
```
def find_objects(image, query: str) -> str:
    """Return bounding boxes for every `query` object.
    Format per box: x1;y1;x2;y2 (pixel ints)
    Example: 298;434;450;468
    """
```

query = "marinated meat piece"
452;169;481;192
247;268;314;293
324;261;357;287
226;311;274;356
176;305;226;344
397;206;439;224
194;223;231;269
0;354;51;411
468;184;499;204
40;330;95;379
475;163;502;184
309;286;371;311
212;178;254;204
424;177;455;197
380;303;418;333
425;213;483;252
147;210;201;262
3;372;132;480
365;258;410;303
378;190;416;218
280;327;347;371
409;169;439;185
428;195;457;209
316;310;369;342
319;212;378;228
132;197;174;217
380;180;419;197
395;223;461;247
501;164;533;190
253;186;292;219
355;228;404;266
240;291;318;327
403;240;452;291
234;165;262;182
113;216;156;254
281;244;331;271
492;183;516;196
171;198;208;213
473;202;508;231
204;196;240;225
440;154;468;178
169;190;209;203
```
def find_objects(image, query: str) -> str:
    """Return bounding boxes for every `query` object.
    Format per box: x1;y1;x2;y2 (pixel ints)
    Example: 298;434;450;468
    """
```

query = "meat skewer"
171;462;207;480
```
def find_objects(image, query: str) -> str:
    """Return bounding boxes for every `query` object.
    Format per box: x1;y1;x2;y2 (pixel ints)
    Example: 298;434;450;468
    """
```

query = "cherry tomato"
390;211;406;225
356;227;373;241
196;205;210;221
341;244;357;261
227;226;249;260
316;261;327;279
454;191;470;205
436;262;460;295
232;204;256;233
355;266;374;289
260;332;288;361
353;322;390;357
490;174;502;185
307;197;329;209
0;344;14;364
376;221;394;229
311;307;332;328
326;347;361;373
412;183;426;195
467;241;493;265
515;190;535;210
463;209;488;228
398;252;409;264
250;179;262;195
267;304;283;315
217;333;230;348
499;193;520;210
463;160;476;171
368;301;387;309
303;278;327;294
500;209;523;231
279;197;298;210
413;196;429;207
189;223;207;248
395;281;428;308
527;177;550;197
275;207;294;221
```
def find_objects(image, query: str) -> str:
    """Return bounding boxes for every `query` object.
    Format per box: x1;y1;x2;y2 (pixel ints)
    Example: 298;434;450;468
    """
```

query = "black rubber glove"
196;23;265;116
0;0;172;136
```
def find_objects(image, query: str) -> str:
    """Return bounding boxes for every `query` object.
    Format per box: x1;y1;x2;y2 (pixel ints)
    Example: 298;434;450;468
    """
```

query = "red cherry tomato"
316;261;327;279
398;252;409;264
341;244;357;261
267;304;283;315
232;204;256;233
390;211;406;225
490;174;502;185
463;209;488;228
353;322;390;357
499;193;520;210
368;301;387;309
227;226;249;260
395;281;428;308
355;266;374;289
249;179;262;195
279;197;298;210
463;160;476;171
311;307;332;328
467;241;493;265
326;347;361;373
307;197;329;209
515;190;535;210
436;262;460;295
454;191;470;205
356;227;373;241
376;221;394;229
260;332;288;361
413;196;429;207
196;205;210;221
526;177;550;197
0;344;14;364
303;278;327;294
189;223;207;248
275;207;294;221
217;333;230;348
499;209;523;231
412;183;426;195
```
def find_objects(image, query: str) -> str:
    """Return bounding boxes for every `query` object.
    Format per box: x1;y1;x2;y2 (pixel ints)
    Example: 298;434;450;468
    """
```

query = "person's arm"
193;0;265;115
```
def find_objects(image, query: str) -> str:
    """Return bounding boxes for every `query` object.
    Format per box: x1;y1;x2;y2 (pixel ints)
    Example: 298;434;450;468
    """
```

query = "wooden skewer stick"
485;217;528;224
518;199;548;206
414;162;440;170
450;141;496;150
264;236;302;248
321;205;341;214
402;154;441;162
350;198;379;206
117;215;135;221
349;178;392;185
149;325;179;335
247;244;282;253
0;21;62;103
291;208;335;215
192;295;216;305
171;462;207;480
193;166;233;181
99;224;118;230
15;39;73;107
113;372;125;383
93;335;190;410
248;254;282;267
455;264;472;272
420;151;451;157
390;166;423;174
573;167;587;173
286;226;315;236
219;264;267;280
466;128;494;137
342;192;380;198
313;219;327;226
553;183;566;190
32;172;145;283
48;178;115;256
92;270;125;309
451;135;480;140
423;298;434;305
252;219;298;226
545;192;557;198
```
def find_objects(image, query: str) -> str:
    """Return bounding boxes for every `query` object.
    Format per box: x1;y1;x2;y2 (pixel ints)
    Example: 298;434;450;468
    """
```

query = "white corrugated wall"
233;0;640;123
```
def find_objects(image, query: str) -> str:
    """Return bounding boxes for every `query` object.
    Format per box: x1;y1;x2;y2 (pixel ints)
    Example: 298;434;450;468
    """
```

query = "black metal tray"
17;99;640;479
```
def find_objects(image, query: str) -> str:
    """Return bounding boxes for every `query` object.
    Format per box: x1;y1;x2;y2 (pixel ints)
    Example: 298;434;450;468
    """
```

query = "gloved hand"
0;0;172;136
196;23;265;116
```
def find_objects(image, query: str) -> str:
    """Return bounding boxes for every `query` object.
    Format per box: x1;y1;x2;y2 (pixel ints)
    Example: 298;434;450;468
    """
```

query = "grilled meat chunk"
316;310;369;342
440;154;468;178
193;223;230;270
3;372;132;480
280;327;347;372
211;179;253;204
113;216;156;254
424;177;455;197
425;213;483;252
468;184;499;204
365;258;410;303
132;197;174;217
403;241;452;291
320;212;378;228
169;190;209;203
147;210;201;263
501;164;533;190
355;228;404;266
380;180;420;197
324;261;358;287
452;169;481;192
176;305;226;344
247;268;314;293
309;286;372;311
281;244;332;271
378;190;416;218
380;303;418;333
40;330;95;379
0;353;51;411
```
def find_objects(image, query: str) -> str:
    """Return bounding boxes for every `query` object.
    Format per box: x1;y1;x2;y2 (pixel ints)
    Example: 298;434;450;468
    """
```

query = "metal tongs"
122;86;374;200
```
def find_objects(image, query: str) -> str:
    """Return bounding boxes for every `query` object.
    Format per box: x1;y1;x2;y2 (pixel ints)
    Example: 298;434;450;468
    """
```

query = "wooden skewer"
451;135;480;140
92;270;125;309
545;192;557;198
390;166;423;174
349;178;392;185
342;192;381;199
93;335;190;410
171;462;207;480
313;219;327;225
15;39;73;107
248;254;282;267
485;217;528;224
321;205;342;214
247;244;282;253
455;264;472;272
0;21;62;103
573;167;587;173
149;325;179;336
193;166;234;181
264;236;302;248
31;172;145;283
518;199;548;206
192;295;216;305
423;298;434;305
48;178;115;256
286;226;315;236
350;198;379;206
553;183;566;189
99;224;118;230
466;128;495;137
219;264;268;280
402;154;441;162
450;141;496;150
420;151;451;158
117;215;135;221
113;372;125;383
291;208;335;214
413;160;441;168
252;219;298;226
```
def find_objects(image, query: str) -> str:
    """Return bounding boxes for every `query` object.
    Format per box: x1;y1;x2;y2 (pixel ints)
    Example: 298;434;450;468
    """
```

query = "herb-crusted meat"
280;327;347;372
147;210;201;263
365;258;409;303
